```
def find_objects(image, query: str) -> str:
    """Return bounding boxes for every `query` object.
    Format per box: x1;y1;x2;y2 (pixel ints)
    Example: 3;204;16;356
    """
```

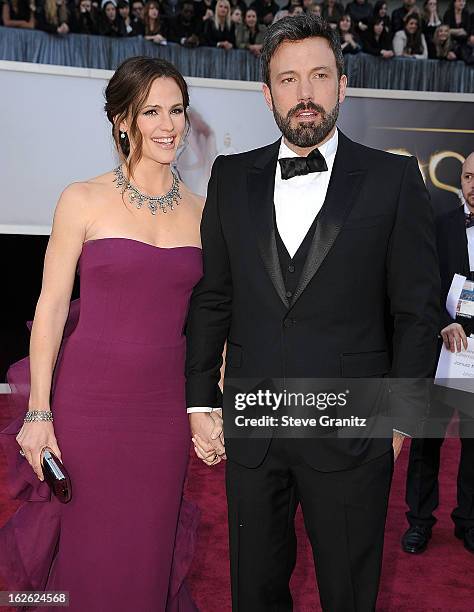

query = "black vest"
274;205;319;302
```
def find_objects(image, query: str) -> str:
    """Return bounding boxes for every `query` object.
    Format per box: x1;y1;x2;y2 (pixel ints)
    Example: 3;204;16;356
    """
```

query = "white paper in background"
458;280;474;318
434;337;474;393
446;273;466;319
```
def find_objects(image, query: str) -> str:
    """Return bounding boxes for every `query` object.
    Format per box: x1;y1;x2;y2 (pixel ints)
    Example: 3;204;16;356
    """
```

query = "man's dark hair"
261;15;344;87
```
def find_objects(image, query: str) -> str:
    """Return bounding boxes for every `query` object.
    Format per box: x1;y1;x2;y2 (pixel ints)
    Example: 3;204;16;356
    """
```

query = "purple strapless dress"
0;237;203;612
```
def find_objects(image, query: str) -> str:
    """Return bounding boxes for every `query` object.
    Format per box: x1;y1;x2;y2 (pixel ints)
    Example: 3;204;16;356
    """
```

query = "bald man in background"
402;152;474;555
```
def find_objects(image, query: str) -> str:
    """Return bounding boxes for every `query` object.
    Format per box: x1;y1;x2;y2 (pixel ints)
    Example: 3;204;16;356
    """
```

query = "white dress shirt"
275;128;338;257
464;200;474;271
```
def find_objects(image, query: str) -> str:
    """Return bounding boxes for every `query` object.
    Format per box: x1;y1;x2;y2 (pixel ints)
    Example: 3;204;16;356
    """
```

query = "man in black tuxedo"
402;152;474;556
185;15;440;611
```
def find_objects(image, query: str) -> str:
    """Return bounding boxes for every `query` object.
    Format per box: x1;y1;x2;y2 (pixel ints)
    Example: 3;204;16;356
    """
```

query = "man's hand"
392;431;406;461
190;412;226;466
441;322;468;353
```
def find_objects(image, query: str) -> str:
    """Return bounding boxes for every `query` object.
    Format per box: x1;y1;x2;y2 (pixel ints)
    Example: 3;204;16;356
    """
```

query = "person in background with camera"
402;153;474;556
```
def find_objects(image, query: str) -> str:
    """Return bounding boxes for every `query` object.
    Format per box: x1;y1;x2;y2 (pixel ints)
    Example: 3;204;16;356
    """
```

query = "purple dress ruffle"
0;239;202;611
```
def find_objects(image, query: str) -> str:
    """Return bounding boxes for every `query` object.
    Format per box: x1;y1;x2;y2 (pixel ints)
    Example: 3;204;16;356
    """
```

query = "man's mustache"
287;102;326;120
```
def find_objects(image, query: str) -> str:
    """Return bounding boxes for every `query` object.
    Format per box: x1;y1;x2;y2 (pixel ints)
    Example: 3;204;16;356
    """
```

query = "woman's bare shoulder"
59;170;116;204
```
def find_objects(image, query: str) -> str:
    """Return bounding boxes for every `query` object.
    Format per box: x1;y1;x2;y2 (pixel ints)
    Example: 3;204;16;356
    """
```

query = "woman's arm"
28;183;89;412
392;30;405;55
16;183;90;481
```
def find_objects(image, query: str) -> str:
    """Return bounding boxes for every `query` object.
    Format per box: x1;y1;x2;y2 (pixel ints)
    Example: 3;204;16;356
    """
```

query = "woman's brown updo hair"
104;56;190;180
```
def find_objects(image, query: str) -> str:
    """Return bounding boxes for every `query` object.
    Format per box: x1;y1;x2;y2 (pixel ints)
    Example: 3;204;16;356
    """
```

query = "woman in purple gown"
0;56;224;611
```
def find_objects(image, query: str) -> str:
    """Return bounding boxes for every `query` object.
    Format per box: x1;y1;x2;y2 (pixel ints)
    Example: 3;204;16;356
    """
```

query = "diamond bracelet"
24;410;54;422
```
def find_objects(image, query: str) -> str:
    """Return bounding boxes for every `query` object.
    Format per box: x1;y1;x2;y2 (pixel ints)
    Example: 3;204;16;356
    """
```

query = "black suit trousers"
405;401;474;529
225;438;394;612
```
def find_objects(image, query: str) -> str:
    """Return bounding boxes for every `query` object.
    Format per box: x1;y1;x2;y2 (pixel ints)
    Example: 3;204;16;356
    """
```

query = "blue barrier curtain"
0;27;473;92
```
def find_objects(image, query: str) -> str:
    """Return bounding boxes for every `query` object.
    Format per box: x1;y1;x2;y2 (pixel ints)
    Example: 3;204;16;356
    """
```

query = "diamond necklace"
113;165;182;215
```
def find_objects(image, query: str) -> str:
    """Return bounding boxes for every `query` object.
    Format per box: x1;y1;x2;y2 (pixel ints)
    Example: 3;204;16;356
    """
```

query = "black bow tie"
278;147;328;180
466;212;474;229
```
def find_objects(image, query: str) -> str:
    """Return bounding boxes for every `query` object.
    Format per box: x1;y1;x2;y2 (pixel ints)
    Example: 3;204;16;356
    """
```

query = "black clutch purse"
41;447;72;503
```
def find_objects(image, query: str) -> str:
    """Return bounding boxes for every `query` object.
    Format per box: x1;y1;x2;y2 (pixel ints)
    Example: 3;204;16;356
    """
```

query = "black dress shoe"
401;525;432;554
454;526;474;553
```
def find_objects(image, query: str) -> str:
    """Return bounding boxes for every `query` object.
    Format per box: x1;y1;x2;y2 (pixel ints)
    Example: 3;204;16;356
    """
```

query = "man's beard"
272;98;339;148
460;190;474;210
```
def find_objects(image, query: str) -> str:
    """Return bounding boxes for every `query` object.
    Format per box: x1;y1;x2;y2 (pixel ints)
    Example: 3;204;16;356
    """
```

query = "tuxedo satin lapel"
248;140;290;308
290;133;367;308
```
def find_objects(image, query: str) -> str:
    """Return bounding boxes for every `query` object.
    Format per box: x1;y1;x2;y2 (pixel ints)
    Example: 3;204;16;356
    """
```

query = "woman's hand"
190;410;226;466
16;420;62;481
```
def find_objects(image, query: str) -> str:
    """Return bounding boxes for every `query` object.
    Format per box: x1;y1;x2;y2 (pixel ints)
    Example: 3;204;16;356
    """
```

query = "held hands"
441;323;468;353
16;421;62;482
190;410;226;467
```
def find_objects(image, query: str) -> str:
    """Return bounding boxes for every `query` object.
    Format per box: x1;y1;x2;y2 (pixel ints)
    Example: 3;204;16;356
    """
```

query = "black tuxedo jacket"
185;130;440;471
436;205;473;336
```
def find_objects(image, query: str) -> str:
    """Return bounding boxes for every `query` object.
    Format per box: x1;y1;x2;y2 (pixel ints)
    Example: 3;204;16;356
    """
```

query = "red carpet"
1;396;473;611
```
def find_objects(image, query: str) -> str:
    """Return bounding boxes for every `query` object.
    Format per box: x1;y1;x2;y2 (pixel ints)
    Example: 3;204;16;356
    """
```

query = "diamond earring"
120;131;127;139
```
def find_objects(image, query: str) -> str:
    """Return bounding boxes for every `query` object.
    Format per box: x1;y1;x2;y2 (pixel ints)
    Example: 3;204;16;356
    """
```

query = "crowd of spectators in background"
1;0;473;64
